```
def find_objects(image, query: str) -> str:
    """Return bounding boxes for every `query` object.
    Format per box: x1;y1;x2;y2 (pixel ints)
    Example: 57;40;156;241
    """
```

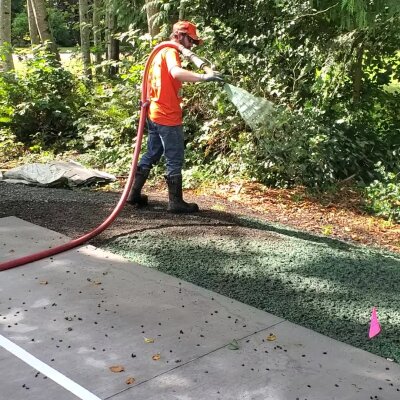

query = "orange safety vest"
148;46;183;126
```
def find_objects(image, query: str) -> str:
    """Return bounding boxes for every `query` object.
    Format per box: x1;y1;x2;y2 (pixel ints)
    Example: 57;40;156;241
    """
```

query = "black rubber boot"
127;167;150;206
166;174;199;213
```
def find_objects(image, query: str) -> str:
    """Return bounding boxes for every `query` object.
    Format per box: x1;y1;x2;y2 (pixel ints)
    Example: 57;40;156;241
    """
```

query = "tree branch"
288;3;340;23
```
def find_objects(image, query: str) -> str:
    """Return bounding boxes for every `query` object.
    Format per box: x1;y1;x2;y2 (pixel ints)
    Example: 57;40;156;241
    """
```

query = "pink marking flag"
368;307;381;339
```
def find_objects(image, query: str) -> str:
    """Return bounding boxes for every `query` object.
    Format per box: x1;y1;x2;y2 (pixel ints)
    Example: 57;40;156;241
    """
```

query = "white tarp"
0;161;116;187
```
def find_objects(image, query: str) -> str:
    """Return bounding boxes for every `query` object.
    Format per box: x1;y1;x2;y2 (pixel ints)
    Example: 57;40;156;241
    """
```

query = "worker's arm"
170;66;223;83
170;66;203;82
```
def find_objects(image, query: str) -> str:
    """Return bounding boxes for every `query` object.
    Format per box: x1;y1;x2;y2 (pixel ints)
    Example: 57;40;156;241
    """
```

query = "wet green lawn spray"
102;216;400;363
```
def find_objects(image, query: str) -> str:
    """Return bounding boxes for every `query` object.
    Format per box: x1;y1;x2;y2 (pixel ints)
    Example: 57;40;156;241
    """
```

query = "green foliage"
73;63;143;174
365;163;400;222
246;108;352;187
77;142;133;176
11;5;78;47
11;0;25;15
1;47;84;151
11;12;29;46
0;73;15;125
106;0;148;33
0;128;24;162
177;2;400;188
48;8;78;47
181;63;250;183
5;0;400;223
311;0;400;30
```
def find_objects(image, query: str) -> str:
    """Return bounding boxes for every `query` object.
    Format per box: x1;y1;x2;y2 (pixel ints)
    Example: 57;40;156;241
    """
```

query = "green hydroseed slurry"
102;219;400;363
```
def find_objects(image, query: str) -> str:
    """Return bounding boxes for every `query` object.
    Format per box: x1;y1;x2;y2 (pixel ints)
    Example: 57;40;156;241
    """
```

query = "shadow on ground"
1;183;399;363
99;206;400;364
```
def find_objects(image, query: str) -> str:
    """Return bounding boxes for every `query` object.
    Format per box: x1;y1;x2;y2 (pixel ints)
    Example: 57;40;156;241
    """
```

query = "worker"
127;20;223;213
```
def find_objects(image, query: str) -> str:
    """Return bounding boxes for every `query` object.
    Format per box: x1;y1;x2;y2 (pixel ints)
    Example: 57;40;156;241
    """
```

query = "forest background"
0;0;399;223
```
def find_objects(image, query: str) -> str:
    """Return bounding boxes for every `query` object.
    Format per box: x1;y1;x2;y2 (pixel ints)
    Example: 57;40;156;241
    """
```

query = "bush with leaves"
1;47;85;152
365;163;400;223
0;128;24;164
48;8;78;47
11;11;29;46
5;2;400;193
74;62;143;175
181;3;400;187
11;5;77;47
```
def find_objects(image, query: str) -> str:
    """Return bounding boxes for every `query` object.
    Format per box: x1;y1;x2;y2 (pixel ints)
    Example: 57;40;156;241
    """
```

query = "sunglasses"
185;34;197;45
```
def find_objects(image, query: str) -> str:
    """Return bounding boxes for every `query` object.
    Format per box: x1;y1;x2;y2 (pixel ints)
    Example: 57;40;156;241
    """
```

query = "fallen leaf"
152;353;161;361
322;225;333;236
109;365;125;373
267;334;277;341
125;377;135;385
211;204;226;211
227;339;240;350
144;337;154;343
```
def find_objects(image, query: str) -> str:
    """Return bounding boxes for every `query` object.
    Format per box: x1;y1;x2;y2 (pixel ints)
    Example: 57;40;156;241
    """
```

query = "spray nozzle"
178;45;225;84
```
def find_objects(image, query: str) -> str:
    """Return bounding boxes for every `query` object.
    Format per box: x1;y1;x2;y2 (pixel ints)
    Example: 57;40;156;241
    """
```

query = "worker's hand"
201;70;224;83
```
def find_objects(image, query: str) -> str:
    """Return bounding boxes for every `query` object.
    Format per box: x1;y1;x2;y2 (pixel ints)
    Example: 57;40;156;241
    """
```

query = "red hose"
0;41;181;272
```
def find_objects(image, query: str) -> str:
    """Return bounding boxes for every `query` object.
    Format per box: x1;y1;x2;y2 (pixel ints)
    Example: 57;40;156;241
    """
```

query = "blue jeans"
139;119;184;176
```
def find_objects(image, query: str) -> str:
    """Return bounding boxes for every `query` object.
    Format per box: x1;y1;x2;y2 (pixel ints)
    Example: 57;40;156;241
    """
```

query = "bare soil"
1;180;399;254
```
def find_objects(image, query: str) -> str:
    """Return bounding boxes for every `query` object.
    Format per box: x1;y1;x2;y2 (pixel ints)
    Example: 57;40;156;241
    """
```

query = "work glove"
201;70;224;83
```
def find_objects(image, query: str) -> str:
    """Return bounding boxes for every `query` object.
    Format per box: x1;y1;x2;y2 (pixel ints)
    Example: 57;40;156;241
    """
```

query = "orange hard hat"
172;20;203;44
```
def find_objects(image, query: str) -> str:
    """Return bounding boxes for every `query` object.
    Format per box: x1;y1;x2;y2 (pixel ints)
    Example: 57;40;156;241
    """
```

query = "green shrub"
3;16;399;194
3;47;85;151
12;8;77;47
48;9;78;47
365;163;400;223
0;128;24;162
11;12;29;46
73;67;142;174
181;15;400;188
0;72;16;126
77;143;133;176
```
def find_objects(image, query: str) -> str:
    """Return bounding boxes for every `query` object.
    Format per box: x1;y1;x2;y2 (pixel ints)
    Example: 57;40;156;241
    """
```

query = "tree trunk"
352;42;364;104
0;0;14;71
27;0;40;45
79;0;92;79
107;12;119;76
145;0;160;37
179;0;186;20
105;7;110;61
92;0;103;65
30;0;60;59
